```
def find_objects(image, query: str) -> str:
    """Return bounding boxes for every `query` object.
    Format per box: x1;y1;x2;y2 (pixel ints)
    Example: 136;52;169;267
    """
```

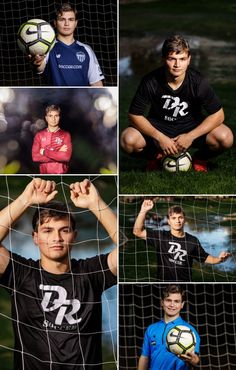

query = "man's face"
168;212;185;232
164;50;191;78
161;293;184;318
33;217;76;263
55;11;78;37
45;110;60;130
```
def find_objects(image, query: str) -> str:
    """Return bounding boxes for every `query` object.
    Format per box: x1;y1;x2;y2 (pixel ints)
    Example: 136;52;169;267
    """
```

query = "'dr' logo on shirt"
39;284;82;325
162;95;189;119
168;242;187;264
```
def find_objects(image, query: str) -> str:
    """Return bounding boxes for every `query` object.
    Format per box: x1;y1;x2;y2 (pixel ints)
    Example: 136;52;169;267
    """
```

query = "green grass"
119;0;236;194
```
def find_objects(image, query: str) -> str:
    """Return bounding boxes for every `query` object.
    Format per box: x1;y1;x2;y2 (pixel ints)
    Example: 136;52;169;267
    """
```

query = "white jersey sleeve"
82;43;104;84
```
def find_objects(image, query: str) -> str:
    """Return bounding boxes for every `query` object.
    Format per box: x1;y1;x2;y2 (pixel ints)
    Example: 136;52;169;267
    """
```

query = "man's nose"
174;59;180;67
53;230;63;241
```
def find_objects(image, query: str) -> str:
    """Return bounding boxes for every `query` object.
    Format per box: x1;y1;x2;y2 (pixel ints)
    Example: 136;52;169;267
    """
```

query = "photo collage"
0;0;236;369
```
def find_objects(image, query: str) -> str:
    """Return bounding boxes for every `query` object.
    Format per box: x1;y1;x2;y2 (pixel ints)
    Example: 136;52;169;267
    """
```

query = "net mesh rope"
119;196;236;282
0;175;117;370
0;0;117;86
119;283;236;370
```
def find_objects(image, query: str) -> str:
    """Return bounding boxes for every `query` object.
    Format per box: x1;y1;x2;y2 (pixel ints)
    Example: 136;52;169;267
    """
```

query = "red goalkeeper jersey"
32;128;72;174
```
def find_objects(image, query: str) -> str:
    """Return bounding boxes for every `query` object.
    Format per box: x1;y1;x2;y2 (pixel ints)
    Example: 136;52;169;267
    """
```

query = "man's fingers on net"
33;177;44;190
47;190;58;201
80;179;90;194
43;180;53;194
70;182;81;195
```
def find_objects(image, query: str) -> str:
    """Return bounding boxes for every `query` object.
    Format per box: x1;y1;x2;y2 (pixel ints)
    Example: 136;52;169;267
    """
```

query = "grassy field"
119;0;236;194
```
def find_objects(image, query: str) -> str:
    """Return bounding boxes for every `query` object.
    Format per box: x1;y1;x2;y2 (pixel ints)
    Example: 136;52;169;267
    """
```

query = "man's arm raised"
133;199;154;240
0;178;57;277
70;179;117;276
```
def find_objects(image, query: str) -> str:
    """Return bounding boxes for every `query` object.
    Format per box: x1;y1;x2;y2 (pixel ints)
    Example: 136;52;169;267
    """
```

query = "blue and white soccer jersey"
141;317;200;370
44;39;104;86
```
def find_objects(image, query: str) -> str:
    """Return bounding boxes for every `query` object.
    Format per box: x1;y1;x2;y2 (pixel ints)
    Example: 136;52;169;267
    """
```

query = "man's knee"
219;126;234;149
207;125;234;150
120;128;146;153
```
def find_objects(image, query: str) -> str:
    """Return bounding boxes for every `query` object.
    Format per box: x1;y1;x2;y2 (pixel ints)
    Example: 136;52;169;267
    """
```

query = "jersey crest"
76;51;86;63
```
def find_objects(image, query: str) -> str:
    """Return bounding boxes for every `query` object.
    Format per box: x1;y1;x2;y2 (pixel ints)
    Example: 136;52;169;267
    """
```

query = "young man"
121;35;233;172
138;285;200;370
0;177;117;370
133;199;231;281
32;104;72;174
32;3;104;86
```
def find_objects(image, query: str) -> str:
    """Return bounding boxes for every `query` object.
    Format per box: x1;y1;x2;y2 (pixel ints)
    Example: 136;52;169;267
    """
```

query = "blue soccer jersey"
43;39;104;86
141;317;200;370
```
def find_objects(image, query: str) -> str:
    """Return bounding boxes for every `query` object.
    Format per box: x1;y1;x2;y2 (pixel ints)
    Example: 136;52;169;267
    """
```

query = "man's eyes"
42;229;71;233
58;18;75;22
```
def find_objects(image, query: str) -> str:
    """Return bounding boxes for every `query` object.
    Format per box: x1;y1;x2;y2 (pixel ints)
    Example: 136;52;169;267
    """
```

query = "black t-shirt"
0;252;116;370
146;229;209;281
129;66;222;137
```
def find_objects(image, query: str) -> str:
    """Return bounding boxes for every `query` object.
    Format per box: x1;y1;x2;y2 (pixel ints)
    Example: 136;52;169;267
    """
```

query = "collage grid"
0;1;236;370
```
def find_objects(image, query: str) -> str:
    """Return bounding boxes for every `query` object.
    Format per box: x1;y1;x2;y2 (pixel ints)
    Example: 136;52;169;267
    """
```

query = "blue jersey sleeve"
141;328;151;357
192;326;200;354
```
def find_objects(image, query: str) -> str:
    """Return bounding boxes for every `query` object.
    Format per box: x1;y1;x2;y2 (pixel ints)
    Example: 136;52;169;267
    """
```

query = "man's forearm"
89;198;117;245
187;108;224;141
0;196;30;242
133;211;147;239
129;113;164;142
205;255;221;264
138;356;149;370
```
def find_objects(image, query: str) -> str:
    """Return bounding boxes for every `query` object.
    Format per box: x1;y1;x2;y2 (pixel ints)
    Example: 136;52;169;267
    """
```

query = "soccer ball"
17;19;56;55
166;325;196;355
162;152;192;173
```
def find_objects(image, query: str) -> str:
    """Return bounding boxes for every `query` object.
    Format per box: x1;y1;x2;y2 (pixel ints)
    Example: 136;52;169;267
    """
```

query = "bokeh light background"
0;87;117;174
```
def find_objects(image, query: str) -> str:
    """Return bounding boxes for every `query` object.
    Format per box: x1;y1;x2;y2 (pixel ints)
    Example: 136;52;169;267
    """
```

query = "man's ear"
181;301;185;309
32;231;38;246
73;229;78;240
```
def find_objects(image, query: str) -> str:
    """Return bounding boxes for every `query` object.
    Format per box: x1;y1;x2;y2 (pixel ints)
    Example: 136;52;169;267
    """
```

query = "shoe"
146;152;164;171
193;158;208;172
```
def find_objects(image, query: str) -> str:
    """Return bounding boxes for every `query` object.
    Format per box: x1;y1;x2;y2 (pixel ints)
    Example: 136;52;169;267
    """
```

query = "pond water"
120;35;236;82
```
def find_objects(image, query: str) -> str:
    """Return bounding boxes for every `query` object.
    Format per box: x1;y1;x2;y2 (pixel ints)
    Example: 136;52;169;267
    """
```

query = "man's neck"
164;313;180;323
166;71;186;90
170;229;185;238
47;126;60;133
40;258;70;274
57;34;75;45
